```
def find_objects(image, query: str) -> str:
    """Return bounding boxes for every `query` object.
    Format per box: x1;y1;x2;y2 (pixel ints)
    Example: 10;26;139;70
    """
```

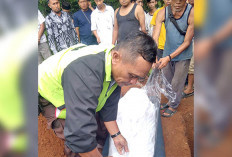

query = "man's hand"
96;36;101;44
158;56;170;69
88;1;94;11
113;134;129;155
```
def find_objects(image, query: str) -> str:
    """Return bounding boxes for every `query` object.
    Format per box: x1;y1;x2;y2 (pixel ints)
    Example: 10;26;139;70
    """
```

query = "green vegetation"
39;0;164;17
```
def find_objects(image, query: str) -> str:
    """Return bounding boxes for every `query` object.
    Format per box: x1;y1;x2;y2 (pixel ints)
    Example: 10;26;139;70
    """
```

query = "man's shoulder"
91;8;98;15
66;51;106;79
156;7;165;17
45;12;52;19
45;12;53;23
106;5;114;11
155;7;165;14
73;10;81;16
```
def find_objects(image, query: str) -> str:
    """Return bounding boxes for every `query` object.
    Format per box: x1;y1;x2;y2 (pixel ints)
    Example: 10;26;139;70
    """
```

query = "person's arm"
38;22;45;43
104;121;129;155
88;1;94;11
68;14;79;43
91;12;100;44
73;14;81;43
75;27;81;43
152;8;165;47
135;5;146;33
112;8;119;45
111;8;115;26
45;18;58;54
62;61;105;155
98;86;129;155
158;8;194;69
93;30;101;44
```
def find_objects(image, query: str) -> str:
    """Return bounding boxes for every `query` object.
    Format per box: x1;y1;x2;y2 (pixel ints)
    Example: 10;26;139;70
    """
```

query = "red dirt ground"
38;86;194;157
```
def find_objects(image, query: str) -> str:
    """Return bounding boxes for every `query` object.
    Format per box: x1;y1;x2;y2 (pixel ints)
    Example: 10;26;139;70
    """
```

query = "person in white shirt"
145;0;157;36
38;10;52;64
91;0;114;46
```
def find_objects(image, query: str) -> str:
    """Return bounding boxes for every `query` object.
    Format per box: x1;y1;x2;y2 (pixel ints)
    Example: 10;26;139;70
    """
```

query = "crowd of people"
38;0;194;156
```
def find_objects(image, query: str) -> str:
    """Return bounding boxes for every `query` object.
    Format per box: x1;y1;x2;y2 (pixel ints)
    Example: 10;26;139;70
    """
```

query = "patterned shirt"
45;11;78;54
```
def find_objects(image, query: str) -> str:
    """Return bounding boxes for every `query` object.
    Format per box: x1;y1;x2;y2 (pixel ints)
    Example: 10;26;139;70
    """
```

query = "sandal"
182;91;194;98
162;108;177;117
160;103;169;110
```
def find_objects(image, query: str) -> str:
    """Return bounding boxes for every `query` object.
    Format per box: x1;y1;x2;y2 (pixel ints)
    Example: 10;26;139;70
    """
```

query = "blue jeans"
102;111;166;157
80;35;98;45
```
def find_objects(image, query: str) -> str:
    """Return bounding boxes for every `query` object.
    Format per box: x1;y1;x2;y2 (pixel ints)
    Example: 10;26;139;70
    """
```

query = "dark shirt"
116;4;140;43
62;51;121;153
73;9;93;39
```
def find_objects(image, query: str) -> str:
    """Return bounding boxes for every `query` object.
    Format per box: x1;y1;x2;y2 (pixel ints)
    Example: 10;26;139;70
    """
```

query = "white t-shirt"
91;4;114;46
145;12;154;37
38;10;47;43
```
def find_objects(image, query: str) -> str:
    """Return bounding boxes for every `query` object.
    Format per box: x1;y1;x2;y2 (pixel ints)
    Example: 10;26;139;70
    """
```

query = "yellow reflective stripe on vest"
96;78;118;112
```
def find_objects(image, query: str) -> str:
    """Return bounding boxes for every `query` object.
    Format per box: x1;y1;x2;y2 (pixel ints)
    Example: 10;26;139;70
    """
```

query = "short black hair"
115;31;157;63
62;1;71;10
131;0;136;2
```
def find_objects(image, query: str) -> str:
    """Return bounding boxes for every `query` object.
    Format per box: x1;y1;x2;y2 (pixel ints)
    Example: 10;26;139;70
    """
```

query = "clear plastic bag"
108;68;176;157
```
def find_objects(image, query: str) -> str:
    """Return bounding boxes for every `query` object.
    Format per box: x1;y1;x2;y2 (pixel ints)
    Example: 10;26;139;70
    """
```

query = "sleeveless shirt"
116;4;140;43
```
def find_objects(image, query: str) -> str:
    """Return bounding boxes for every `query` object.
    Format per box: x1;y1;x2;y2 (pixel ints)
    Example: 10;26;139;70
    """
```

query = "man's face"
119;0;131;7
111;50;152;87
171;0;186;12
136;0;143;7
163;0;171;6
147;0;157;10
94;0;104;9
78;0;88;10
48;0;61;13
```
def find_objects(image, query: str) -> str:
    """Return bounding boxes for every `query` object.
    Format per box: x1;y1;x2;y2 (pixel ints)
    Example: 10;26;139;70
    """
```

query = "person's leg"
184;74;194;94
167;60;190;110
39;96;107;156
161;61;175;108
38;44;44;64
184;56;194;94
40;42;52;59
39;96;65;139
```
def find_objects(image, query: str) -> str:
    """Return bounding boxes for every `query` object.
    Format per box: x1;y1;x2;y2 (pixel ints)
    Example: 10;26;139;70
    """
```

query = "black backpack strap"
168;5;186;36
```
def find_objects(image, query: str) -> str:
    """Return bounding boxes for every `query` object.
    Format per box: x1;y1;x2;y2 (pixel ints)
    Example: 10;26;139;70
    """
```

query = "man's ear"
111;50;122;64
48;3;51;9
